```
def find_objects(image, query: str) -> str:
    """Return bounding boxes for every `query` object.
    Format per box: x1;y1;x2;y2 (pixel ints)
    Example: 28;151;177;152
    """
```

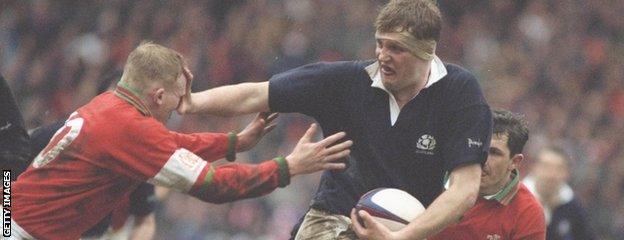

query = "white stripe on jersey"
147;148;207;192
10;220;36;240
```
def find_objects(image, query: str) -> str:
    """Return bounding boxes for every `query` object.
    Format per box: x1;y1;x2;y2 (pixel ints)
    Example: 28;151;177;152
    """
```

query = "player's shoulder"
80;92;164;134
428;61;487;110
438;62;480;89
513;183;545;215
271;60;367;84
309;60;372;75
354;59;377;69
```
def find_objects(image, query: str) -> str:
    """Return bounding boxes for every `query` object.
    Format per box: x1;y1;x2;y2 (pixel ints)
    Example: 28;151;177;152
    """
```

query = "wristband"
226;132;237;162
274;156;291;187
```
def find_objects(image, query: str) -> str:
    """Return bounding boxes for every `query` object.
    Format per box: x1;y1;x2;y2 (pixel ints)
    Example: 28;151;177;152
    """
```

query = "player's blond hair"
120;41;183;94
375;0;442;42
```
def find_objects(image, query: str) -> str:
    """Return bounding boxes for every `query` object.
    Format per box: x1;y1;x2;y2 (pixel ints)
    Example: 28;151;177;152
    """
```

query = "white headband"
375;30;436;61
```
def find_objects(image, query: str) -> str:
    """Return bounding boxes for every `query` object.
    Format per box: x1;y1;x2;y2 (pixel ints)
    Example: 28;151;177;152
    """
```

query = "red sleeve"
512;201;546;240
104;116;290;198
102;116;227;182
188;157;291;203
169;131;230;162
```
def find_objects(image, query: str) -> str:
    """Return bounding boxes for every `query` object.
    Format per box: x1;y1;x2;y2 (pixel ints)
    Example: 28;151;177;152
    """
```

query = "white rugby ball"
355;188;425;231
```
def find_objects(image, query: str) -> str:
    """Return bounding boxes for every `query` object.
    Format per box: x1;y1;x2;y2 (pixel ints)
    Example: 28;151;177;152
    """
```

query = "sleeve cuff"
225;132;237;162
273;156;291;187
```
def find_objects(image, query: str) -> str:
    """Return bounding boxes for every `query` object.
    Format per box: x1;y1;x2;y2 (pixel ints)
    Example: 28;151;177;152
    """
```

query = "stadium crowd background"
1;0;623;239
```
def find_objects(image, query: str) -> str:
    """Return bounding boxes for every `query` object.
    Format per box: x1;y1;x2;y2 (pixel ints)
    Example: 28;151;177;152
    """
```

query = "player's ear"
509;153;523;170
152;88;166;106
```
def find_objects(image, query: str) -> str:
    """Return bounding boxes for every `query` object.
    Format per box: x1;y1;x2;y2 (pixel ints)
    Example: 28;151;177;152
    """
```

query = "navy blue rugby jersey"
269;59;492;215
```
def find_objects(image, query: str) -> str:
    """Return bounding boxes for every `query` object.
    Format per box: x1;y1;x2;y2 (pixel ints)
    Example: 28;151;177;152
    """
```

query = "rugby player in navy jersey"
179;1;492;239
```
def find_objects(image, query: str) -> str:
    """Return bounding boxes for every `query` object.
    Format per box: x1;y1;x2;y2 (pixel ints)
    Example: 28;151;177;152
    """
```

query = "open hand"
286;124;352;176
236;112;278;152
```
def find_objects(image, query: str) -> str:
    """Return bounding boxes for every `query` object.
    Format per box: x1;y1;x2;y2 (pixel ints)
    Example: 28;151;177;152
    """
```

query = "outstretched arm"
177;67;269;116
352;163;481;240
189;124;352;203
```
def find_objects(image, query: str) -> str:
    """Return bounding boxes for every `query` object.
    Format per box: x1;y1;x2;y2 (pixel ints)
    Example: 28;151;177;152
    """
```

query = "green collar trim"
116;81;143;97
484;169;520;204
114;83;151;116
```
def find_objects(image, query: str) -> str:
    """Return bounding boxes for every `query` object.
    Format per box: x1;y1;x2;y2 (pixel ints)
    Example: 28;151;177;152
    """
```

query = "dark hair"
492;109;529;156
375;0;442;41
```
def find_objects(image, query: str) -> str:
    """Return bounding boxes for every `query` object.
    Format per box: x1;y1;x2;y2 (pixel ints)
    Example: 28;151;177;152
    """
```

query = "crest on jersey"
415;134;436;155
417;134;436;150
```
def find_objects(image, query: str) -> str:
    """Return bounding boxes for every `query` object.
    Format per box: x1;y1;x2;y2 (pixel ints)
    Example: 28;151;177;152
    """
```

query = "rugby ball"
355;188;425;231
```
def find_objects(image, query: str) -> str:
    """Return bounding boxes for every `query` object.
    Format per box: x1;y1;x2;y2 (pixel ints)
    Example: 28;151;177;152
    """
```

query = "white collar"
366;55;447;92
365;56;447;125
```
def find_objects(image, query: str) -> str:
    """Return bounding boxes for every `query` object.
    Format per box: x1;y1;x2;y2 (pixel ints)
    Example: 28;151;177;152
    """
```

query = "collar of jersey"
114;83;152;117
443;168;520;205
365;56;447;126
482;168;520;205
365;55;447;92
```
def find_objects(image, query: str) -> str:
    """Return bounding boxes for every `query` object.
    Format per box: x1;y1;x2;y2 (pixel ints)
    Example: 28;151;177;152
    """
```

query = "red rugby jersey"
430;182;546;240
12;89;289;239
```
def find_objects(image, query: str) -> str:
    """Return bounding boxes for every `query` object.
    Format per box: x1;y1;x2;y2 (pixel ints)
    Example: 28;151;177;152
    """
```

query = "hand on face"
285;124;352;176
176;66;194;114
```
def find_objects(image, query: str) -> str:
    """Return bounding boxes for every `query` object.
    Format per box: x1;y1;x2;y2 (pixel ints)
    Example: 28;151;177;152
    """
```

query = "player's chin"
381;75;399;90
381;71;397;81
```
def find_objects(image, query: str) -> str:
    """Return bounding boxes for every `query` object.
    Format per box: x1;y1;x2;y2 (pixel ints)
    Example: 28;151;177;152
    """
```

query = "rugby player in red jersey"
11;42;352;240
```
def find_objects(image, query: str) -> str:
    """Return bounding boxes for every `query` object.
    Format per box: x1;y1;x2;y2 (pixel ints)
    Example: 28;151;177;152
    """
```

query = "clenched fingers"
265;112;278;123
351;209;367;236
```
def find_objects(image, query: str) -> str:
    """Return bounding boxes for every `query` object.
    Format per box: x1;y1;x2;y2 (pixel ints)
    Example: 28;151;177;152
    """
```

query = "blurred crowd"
1;0;623;239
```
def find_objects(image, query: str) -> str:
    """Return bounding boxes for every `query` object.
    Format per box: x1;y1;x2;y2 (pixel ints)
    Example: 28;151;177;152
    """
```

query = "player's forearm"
186;82;269;116
398;187;477;239
190;157;290;203
397;164;481;240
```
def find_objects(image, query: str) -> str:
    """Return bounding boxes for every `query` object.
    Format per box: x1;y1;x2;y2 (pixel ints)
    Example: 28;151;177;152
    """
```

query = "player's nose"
377;48;391;62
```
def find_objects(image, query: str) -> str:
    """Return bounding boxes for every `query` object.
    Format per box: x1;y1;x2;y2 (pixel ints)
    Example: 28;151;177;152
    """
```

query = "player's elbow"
460;180;480;212
462;186;479;209
451;164;482;211
449;180;480;214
